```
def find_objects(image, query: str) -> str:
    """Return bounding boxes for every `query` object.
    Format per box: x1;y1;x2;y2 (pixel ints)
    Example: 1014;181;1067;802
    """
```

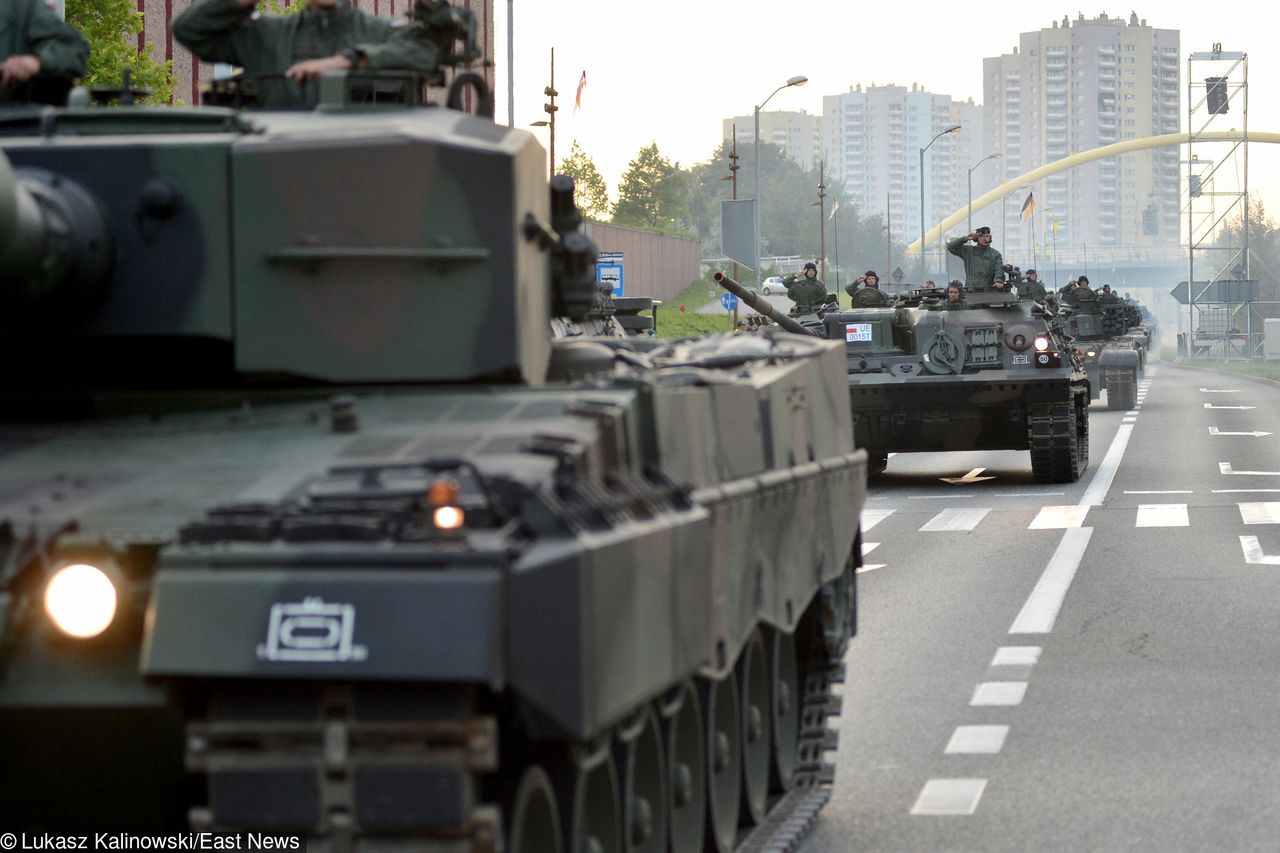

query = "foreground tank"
0;72;866;851
718;276;1088;482
1056;288;1146;410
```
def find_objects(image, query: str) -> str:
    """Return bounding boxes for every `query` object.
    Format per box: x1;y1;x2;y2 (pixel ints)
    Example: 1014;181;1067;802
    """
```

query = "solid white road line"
1126;490;1193;494
1136;504;1189;527
946;726;1010;755
1239;503;1280;525
911;779;987;816
970;682;1028;706
861;509;895;531
1029;505;1091;529
920;508;992;532
1214;489;1280;494
1009;527;1095;634
1079;424;1134;507
991;646;1042;666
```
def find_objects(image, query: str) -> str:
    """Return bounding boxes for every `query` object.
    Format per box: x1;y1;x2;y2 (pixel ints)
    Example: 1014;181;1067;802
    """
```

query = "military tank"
718;275;1089;482
1055;287;1145;410
0;63;867;853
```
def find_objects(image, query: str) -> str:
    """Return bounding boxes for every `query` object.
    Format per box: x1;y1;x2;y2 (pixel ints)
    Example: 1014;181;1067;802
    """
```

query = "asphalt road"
805;360;1280;852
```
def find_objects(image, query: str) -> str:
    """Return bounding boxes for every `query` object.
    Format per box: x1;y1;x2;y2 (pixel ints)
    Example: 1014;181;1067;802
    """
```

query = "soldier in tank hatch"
782;262;828;314
0;0;88;104
847;270;890;307
174;0;452;109
1021;268;1047;301
946;226;1004;293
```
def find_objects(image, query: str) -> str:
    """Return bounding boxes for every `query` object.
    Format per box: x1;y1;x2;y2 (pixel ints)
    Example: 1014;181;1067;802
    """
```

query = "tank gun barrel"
713;271;818;337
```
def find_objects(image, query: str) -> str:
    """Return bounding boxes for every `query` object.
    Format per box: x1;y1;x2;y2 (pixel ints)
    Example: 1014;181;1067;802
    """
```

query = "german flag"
1021;192;1036;221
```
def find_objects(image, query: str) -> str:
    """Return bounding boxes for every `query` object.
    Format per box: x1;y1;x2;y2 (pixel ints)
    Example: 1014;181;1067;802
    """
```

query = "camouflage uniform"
946;237;1004;292
174;0;439;109
1021;280;1048;301
0;0;88;90
783;273;827;314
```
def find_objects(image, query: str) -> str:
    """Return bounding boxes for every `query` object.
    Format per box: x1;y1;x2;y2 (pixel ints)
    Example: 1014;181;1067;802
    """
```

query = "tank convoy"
718;273;1090;483
0;61;868;853
1052;286;1147;410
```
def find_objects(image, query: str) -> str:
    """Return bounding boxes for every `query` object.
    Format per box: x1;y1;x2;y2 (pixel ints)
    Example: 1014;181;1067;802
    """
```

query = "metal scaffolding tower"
1184;46;1251;358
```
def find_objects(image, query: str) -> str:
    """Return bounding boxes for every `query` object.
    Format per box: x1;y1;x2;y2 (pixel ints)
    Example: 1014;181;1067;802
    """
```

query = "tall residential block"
723;111;823;172
984;12;1180;261
822;84;984;272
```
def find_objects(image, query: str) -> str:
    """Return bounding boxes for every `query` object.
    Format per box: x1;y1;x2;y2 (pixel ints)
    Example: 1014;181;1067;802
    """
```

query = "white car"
761;276;788;295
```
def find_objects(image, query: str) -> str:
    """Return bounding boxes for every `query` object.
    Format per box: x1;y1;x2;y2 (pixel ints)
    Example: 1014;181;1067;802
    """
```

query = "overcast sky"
491;2;1278;216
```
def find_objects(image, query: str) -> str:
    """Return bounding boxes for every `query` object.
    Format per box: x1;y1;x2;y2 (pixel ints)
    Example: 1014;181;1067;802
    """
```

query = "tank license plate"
845;323;873;342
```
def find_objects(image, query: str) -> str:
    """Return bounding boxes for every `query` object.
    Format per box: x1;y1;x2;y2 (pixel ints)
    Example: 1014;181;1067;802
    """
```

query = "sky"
490;1;1280;216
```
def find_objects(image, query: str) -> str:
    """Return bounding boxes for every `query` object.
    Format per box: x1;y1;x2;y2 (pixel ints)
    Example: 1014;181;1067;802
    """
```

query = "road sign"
596;252;624;296
721;293;738;311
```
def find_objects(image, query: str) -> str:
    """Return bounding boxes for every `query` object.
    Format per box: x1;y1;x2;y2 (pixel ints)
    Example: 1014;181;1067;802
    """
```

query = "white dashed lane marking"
945;726;1010;755
911;779;988;816
970;682;1028;706
1239;503;1280;525
919;508;992;532
1029;505;1090;529
861;508;895;530
991;646;1041;666
1136;504;1189;527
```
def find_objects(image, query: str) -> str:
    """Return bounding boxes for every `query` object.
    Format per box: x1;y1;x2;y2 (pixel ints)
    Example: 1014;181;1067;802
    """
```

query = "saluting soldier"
946;226;1005;293
782;262;828;315
1;0;88;103
174;0;442;109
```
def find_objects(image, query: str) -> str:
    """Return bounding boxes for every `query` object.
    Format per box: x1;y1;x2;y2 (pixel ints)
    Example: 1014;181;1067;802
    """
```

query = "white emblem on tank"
257;597;368;662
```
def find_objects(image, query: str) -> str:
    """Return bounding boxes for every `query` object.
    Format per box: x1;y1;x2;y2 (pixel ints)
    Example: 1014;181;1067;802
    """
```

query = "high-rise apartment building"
984;12;1179;261
822;84;983;268
722;111;823;172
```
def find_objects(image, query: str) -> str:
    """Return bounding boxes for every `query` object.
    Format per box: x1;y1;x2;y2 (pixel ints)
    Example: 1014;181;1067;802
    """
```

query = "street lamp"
754;74;808;287
530;48;558;179
919;124;961;282
967;152;1003;233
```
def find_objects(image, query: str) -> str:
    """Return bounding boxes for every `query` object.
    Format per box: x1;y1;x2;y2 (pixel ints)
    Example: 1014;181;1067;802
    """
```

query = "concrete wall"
583;222;701;304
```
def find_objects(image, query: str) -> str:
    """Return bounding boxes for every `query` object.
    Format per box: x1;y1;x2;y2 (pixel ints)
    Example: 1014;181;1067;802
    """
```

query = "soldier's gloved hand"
286;54;354;83
1;55;41;87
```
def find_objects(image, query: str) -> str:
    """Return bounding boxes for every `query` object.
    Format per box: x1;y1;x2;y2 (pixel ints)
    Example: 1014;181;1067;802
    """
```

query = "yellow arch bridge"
906;130;1273;256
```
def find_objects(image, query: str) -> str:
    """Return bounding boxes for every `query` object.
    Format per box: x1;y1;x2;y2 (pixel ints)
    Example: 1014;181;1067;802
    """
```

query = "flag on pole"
574;71;587;112
1021;192;1036;222
829;199;840;221
1052;215;1059;235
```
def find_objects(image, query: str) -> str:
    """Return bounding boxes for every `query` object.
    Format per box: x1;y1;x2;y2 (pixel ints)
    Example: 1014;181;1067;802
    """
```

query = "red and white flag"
574;70;587;112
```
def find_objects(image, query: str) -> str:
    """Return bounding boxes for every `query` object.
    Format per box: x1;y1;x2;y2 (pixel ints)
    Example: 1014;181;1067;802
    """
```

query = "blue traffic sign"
721;293;738;311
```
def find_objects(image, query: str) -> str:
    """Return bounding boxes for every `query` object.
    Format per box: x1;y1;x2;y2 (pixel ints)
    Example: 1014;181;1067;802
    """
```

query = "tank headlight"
433;505;465;529
44;563;118;639
1034;336;1051;352
427;478;465;530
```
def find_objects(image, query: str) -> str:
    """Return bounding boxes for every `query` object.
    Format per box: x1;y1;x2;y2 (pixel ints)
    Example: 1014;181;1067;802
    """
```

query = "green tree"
1213;194;1280;316
67;0;174;104
557;141;611;221
613;143;689;234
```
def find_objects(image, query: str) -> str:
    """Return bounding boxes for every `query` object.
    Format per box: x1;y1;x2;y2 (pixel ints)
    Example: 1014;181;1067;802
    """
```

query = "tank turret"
0;68;867;849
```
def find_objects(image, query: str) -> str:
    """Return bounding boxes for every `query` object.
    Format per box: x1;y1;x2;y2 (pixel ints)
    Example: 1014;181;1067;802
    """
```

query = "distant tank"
1056;287;1145;410
0;63;867;853
717;275;1089;481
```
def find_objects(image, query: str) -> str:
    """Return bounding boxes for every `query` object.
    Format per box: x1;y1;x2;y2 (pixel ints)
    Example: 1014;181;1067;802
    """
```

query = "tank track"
1028;386;1090;483
1104;367;1137;410
179;594;851;853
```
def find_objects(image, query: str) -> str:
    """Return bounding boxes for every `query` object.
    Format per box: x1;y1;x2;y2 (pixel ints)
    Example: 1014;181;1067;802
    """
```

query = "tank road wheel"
616;707;666;853
661;682;706;853
507;766;563;853
1105;368;1137;410
1028;389;1089;484
702;671;742;853
552;745;622;853
737;629;772;825
768;628;801;792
